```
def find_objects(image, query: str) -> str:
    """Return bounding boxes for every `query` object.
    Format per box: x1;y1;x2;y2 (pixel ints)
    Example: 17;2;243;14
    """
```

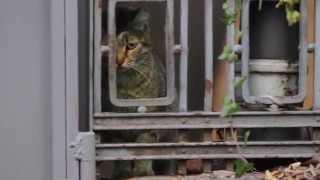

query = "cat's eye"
127;43;137;50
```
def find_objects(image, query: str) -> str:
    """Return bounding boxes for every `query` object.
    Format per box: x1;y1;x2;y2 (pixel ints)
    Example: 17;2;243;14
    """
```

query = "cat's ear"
130;9;151;32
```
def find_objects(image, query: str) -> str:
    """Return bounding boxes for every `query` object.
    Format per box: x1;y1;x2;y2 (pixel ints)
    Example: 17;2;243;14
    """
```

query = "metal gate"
75;0;320;179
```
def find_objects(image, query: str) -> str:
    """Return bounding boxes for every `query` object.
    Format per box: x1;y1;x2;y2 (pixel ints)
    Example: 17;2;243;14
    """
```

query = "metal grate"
88;0;320;178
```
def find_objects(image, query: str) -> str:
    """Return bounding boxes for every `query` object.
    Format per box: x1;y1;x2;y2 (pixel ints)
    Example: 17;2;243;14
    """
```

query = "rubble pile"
265;162;320;180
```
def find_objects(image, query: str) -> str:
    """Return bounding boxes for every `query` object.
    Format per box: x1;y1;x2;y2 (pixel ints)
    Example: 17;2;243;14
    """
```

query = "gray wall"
0;0;52;180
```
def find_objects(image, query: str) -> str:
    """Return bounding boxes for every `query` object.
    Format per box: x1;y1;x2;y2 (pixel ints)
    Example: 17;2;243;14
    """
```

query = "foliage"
276;0;300;26
218;45;238;63
222;1;237;25
233;76;247;89
233;159;255;177
221;97;240;117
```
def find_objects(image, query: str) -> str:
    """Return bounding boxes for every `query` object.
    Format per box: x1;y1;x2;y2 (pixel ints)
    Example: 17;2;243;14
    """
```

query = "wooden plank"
303;0;315;109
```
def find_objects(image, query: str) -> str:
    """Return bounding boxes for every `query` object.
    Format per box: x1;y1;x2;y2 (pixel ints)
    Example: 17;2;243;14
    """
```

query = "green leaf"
221;97;240;117
233;76;247;89
233;160;254;177
222;2;237;25
219;45;238;63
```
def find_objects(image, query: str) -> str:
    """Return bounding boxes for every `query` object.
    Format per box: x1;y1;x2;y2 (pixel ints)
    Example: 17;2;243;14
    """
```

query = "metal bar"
94;0;102;113
79;132;96;180
93;111;320;130
108;0;176;107
94;110;320;117
96;141;320;160
50;0;67;178
114;0;166;1
65;0;80;178
298;0;308;103
241;0;252;103
179;0;189;112
227;0;235;101
241;0;308;105
89;0;94;131
204;0;214;111
315;0;320;109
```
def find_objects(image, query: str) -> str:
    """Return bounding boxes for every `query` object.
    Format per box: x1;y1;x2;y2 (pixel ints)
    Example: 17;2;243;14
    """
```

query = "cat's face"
116;9;151;69
116;31;149;68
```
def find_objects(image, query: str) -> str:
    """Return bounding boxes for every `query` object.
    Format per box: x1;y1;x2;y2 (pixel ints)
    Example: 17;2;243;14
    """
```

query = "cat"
109;7;171;179
114;7;166;113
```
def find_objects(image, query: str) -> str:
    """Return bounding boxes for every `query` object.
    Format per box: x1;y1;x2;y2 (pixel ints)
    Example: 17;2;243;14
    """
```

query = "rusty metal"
241;0;308;105
107;0;176;107
93;111;320;130
96;141;320;160
315;0;320;110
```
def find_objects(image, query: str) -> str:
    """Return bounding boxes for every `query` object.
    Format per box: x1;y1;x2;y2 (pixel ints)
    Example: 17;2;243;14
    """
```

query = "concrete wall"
0;0;52;179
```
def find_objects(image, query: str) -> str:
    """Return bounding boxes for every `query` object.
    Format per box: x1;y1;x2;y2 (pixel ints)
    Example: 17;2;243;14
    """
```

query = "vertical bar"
204;0;214;111
51;0;67;178
166;0;176;104
241;0;253;103
177;130;188;175
313;0;320;140
304;0;315;109
227;0;235;101
179;0;189;112
80;132;96;180
203;130;212;173
89;0;94;130
108;0;117;107
315;0;320;109
65;0;80;179
298;0;308;104
94;0;102;113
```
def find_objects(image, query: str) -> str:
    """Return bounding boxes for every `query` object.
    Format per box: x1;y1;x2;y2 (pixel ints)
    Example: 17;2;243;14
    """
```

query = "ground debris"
129;155;320;180
128;171;264;180
264;155;320;180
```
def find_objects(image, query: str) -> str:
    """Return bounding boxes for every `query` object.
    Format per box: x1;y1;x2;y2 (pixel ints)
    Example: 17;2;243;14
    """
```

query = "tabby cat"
110;7;169;179
114;7;166;113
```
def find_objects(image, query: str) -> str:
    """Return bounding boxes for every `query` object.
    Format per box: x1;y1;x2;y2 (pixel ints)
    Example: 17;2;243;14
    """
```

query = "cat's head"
116;9;152;69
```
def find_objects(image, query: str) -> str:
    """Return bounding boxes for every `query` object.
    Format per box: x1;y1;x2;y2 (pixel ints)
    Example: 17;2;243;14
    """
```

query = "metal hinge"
69;132;95;161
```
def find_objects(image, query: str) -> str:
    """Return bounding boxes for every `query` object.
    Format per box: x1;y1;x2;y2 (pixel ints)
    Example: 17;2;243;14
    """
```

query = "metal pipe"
315;0;320;110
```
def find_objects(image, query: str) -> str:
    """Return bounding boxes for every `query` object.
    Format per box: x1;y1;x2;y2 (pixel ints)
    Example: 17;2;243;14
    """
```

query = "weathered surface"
128;171;264;180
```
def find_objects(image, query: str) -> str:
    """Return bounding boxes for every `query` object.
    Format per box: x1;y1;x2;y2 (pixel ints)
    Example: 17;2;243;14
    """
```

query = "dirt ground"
129;154;320;180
